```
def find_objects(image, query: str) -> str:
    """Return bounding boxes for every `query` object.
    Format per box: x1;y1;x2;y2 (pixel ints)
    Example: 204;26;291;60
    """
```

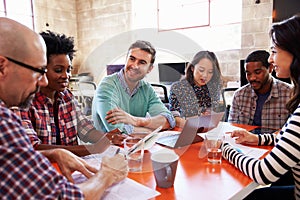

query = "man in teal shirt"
92;40;175;134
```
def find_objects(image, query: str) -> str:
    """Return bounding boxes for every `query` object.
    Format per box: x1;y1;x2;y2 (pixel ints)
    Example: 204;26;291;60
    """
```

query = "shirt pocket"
238;109;253;124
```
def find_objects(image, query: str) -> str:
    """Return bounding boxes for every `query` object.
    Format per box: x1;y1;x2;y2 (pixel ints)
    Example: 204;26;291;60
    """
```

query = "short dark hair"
40;30;76;63
245;50;270;69
128;40;156;64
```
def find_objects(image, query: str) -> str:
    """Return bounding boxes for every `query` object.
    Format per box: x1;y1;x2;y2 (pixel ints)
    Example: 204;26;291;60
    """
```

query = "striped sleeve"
223;106;300;193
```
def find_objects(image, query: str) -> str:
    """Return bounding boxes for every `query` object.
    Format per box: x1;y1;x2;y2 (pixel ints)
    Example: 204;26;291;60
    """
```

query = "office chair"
151;83;170;109
221;87;238;122
78;81;97;116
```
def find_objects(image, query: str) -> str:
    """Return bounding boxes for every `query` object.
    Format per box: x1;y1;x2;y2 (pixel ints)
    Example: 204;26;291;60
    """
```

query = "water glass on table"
204;133;224;164
124;137;144;172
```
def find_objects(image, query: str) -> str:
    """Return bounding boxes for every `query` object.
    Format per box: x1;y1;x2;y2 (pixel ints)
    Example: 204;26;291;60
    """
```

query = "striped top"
223;104;300;199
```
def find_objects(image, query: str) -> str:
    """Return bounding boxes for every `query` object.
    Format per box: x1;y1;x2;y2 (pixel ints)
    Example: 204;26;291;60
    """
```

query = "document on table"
72;145;160;200
199;122;269;159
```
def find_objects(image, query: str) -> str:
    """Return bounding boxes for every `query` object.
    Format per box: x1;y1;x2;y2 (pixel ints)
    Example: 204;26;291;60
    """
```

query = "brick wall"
34;0;273;86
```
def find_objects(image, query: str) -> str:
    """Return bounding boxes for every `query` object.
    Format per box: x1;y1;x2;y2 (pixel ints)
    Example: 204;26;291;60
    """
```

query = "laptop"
156;112;224;148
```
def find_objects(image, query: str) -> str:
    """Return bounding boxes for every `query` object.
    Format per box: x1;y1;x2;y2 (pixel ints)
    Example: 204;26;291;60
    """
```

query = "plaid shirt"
228;77;293;129
0;100;84;199
16;89;95;146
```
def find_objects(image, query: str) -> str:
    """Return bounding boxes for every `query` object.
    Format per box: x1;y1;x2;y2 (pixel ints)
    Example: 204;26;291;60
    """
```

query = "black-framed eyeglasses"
5;57;47;75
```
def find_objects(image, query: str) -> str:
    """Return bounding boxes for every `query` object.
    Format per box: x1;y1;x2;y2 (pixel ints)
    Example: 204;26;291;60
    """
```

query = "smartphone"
250;127;277;134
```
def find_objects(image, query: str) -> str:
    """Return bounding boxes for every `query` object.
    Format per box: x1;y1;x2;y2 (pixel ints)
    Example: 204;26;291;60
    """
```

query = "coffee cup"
151;149;179;188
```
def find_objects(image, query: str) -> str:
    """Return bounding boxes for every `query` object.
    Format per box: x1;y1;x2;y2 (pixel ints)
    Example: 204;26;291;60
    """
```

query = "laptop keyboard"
157;134;179;146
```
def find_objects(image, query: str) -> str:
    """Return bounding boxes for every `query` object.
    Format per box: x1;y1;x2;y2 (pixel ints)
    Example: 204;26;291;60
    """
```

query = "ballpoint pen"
114;148;120;155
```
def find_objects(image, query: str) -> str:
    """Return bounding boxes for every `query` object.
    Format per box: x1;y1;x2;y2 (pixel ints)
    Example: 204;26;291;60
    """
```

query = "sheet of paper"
72;145;160;200
158;130;180;137
198;122;269;159
224;134;268;159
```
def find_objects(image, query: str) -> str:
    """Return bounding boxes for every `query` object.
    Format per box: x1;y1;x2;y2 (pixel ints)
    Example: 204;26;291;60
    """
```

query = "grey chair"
78;81;97;116
151;83;169;104
221;87;239;122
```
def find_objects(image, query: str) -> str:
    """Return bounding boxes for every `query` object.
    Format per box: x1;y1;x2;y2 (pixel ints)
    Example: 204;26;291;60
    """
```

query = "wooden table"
128;123;271;200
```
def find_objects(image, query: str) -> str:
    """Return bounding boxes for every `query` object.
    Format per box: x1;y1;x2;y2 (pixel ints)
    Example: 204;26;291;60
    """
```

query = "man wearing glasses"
0;17;127;199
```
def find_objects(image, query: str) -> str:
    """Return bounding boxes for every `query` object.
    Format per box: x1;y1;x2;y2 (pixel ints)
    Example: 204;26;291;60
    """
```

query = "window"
1;0;34;29
158;0;210;31
156;0;242;51
158;0;241;31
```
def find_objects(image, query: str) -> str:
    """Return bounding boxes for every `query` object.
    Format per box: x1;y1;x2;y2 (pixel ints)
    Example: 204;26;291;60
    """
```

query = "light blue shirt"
92;70;175;134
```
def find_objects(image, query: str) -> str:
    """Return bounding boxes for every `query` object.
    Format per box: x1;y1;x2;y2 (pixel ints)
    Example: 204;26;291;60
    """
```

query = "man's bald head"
0;18;47;107
0;17;46;62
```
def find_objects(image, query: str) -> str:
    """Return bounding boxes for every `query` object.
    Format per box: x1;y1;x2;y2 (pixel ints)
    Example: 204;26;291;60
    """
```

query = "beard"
18;87;39;109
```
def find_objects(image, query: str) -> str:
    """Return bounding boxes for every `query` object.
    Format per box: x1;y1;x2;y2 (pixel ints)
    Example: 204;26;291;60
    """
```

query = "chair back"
78;81;97;116
221;87;238;122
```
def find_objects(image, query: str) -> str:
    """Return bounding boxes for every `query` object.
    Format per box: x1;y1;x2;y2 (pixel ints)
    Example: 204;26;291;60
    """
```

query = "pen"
115;148;120;155
235;147;243;154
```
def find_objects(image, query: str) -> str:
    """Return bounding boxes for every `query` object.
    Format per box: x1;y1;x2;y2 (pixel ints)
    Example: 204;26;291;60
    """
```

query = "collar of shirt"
117;68;141;97
0;99;6;107
35;91;66;105
250;77;280;99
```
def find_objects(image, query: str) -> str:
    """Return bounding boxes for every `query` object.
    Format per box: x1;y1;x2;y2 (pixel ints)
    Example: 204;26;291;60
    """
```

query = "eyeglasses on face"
5;56;47;76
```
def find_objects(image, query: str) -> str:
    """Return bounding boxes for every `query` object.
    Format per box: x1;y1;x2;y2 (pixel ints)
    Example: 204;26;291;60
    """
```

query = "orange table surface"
51;123;272;199
127;123;272;200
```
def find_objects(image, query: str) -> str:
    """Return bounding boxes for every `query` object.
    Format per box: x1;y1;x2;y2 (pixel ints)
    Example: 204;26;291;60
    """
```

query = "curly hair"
270;15;300;113
40;30;76;63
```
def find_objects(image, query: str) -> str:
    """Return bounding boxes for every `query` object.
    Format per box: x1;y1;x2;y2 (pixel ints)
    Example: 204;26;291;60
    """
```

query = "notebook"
156;112;224;148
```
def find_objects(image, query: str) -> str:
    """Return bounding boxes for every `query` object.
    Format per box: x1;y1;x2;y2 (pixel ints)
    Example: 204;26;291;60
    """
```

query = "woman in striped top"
222;15;300;200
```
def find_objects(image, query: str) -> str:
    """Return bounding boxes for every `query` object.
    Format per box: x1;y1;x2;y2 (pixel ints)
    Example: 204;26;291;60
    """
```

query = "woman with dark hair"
169;50;222;127
222;15;300;200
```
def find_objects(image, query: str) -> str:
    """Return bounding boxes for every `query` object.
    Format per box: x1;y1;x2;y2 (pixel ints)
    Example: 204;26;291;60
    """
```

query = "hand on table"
106;107;137;126
231;129;259;145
